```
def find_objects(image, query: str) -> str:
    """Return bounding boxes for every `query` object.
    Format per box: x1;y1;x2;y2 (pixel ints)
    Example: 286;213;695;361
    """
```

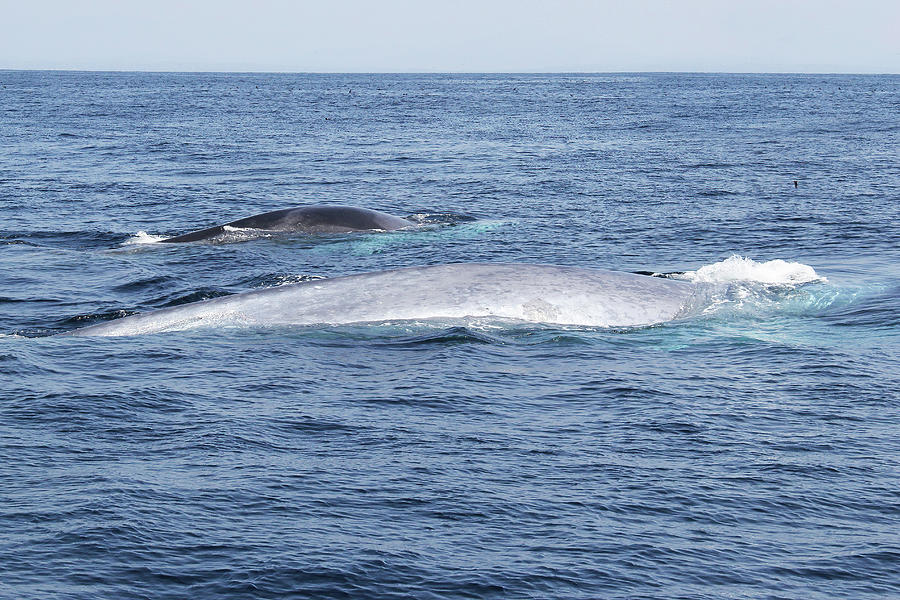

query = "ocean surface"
1;71;898;599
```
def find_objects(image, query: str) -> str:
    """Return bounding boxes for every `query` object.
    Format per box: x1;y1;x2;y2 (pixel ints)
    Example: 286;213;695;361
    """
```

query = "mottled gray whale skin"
161;205;413;242
64;263;700;337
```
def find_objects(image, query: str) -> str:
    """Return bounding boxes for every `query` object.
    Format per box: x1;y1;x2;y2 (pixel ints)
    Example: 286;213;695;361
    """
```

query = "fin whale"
161;205;413;242
64;263;699;337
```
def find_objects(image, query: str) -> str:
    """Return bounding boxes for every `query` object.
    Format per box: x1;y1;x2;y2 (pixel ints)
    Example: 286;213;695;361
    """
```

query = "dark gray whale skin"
161;205;413;243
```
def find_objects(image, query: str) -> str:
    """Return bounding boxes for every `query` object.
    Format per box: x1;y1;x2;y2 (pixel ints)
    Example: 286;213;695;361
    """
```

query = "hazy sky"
2;0;897;73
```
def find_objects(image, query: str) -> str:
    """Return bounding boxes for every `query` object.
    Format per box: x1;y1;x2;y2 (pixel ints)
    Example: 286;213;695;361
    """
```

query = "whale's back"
65;263;697;336
162;205;412;242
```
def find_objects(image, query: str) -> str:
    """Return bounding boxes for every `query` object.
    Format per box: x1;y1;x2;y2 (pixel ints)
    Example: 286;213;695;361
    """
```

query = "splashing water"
122;230;167;245
664;255;845;323
673;255;826;285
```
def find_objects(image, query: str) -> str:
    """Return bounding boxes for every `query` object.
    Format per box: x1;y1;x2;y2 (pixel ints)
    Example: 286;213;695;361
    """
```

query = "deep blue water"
1;71;898;599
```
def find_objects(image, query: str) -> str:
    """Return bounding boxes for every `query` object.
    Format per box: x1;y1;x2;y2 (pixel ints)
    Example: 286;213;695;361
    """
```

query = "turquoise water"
1;72;898;599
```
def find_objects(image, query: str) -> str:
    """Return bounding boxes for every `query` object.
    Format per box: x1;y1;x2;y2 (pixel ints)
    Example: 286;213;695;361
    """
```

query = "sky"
1;0;897;73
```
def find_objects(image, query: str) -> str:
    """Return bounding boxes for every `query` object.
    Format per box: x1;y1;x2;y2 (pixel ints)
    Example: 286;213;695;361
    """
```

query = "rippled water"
1;72;898;599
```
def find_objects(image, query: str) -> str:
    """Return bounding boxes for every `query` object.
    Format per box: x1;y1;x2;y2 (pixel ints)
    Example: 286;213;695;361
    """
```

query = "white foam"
674;255;826;285
122;231;167;245
270;274;326;286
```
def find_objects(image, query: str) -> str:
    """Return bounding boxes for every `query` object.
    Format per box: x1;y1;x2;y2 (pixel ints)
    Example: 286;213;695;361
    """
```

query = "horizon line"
1;68;898;76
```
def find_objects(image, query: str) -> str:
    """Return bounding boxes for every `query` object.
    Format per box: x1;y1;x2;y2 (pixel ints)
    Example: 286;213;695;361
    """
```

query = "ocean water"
1;71;898;599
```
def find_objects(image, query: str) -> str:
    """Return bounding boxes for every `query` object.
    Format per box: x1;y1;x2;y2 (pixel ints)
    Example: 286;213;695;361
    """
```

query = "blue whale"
64;263;700;336
161;205;413;242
